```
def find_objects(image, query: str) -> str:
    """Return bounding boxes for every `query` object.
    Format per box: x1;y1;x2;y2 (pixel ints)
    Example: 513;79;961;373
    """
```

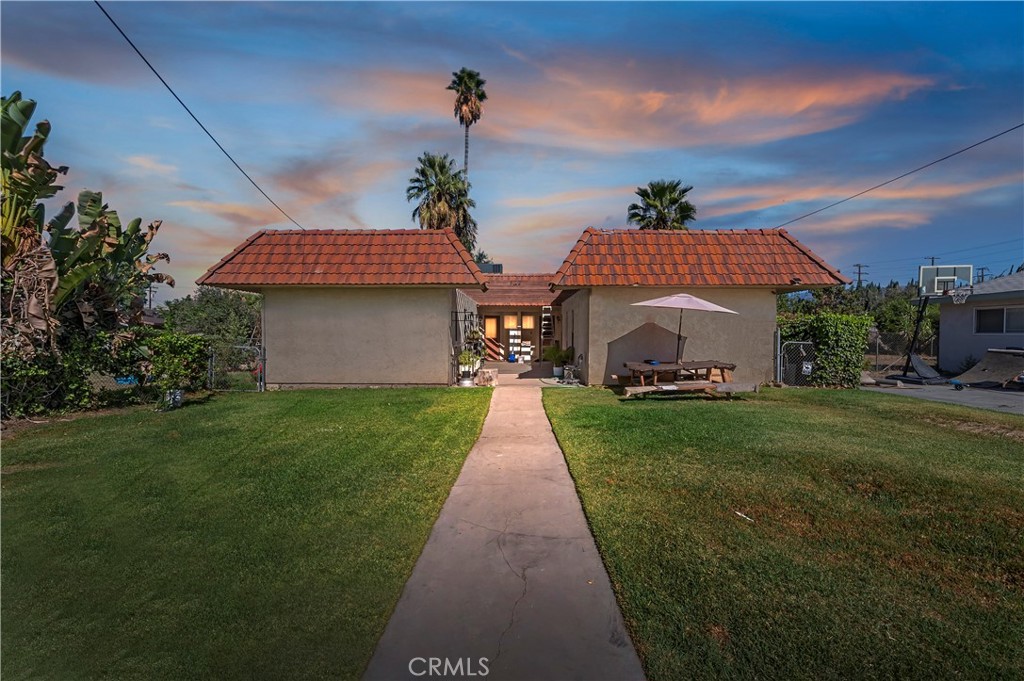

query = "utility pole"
924;256;940;266
976;267;990;284
852;263;868;288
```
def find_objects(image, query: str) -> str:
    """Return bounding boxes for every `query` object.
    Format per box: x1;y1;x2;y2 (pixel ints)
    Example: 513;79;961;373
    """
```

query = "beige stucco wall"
560;290;591;382
262;287;456;386
584;287;778;385
938;300;1024;372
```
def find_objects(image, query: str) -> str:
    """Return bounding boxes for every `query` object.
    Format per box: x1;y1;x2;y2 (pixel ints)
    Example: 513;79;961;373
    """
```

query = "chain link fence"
864;330;937;373
778;341;816;386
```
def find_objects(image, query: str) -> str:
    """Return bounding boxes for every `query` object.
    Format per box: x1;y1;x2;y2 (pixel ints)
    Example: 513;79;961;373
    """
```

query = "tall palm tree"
626;180;697;230
406;151;477;253
447;68;487;180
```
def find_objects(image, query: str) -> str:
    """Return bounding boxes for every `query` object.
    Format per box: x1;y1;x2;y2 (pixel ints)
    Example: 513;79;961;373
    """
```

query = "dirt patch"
923;418;1024;444
707;623;730;649
2;461;62;474
1;403;153;440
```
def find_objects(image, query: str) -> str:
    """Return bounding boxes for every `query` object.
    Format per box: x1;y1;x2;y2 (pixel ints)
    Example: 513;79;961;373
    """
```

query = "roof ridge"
196;229;267;286
551;227;598;288
775;228;850;285
440;228;488;290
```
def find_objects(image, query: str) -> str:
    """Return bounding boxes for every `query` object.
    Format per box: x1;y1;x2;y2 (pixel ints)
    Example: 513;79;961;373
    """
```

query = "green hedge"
778;312;872;388
146;332;209;393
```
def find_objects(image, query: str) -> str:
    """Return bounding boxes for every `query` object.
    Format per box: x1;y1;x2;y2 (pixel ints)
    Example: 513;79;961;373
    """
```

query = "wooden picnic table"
622;360;737;386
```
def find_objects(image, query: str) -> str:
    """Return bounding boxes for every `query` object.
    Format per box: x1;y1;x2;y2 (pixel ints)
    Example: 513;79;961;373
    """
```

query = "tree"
626;179;697;230
446;68;487;179
406;152;477;253
162;286;261;345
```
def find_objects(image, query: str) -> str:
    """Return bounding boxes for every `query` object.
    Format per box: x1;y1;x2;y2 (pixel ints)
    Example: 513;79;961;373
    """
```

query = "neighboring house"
930;271;1024;372
198;229;486;387
549;228;849;385
463;274;561;362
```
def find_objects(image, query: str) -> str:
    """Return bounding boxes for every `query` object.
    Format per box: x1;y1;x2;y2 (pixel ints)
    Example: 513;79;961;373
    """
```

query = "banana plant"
1;92;68;266
49;190;174;327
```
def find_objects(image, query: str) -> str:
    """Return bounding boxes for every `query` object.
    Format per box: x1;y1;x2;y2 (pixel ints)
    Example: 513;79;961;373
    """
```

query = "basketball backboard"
918;265;973;296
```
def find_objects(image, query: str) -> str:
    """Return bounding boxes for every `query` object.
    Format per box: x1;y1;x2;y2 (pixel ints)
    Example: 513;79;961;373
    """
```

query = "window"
484;317;498;339
975;307;1024;334
1007;308;1024;333
503;314;519;329
521;315;535;330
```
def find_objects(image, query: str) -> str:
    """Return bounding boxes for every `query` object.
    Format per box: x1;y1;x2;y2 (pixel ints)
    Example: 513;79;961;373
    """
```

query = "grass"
543;387;1024;680
2;388;491;680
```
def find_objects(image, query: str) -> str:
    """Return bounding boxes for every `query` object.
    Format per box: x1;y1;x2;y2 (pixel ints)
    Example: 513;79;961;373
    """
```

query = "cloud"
124;155;177;177
700;172;1021;220
269;156;403;206
795;210;932;234
332;60;935;154
498;185;635;209
169;200;285;230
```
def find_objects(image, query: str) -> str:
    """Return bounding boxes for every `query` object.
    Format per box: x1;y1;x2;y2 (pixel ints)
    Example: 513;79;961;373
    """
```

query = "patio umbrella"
630;293;738;361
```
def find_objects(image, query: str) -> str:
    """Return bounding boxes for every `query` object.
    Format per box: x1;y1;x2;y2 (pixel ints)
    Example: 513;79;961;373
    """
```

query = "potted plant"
543;345;563;377
458;348;479;386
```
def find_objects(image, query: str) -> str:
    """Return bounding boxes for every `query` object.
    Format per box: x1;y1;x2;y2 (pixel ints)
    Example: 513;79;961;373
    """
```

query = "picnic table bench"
622;381;760;399
621;360;737;386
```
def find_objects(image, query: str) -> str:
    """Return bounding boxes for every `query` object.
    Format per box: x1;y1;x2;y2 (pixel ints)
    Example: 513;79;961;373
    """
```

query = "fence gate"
208;343;264;392
777;341;816;386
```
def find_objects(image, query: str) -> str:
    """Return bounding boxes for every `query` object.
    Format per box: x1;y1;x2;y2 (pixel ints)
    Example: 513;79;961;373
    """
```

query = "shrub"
147;332;209;395
778;312;872;388
1;333;112;418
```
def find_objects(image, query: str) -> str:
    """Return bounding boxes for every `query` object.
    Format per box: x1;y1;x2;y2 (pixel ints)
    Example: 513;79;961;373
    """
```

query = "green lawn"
543;388;1024;680
2;388;491;680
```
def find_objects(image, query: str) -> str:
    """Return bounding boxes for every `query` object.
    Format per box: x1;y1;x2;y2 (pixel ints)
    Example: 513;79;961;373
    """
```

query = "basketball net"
950;288;972;305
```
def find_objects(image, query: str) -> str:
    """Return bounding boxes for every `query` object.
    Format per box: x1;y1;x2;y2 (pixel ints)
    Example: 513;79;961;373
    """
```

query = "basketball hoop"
950;287;972;305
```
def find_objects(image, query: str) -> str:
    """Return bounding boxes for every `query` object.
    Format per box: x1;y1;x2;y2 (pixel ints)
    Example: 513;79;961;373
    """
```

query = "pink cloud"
701;172;1021;219
169;200;286;230
498;185;635;209
329;60;935;153
796;210;932;234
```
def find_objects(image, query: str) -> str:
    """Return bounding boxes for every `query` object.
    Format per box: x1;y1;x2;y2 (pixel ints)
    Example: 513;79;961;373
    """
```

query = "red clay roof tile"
550;228;849;288
197;229;487;289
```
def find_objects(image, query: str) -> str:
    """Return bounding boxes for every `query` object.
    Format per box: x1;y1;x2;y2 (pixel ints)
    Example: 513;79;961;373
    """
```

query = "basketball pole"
901;295;930;377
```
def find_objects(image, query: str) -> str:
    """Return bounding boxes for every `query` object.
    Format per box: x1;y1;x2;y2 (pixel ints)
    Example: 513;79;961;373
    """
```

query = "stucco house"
930;271;1024;372
198;229;486;387
549;228;849;385
200;226;847;388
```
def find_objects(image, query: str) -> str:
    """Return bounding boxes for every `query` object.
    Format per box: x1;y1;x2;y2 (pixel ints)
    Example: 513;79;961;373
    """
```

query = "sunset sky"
3;1;1022;301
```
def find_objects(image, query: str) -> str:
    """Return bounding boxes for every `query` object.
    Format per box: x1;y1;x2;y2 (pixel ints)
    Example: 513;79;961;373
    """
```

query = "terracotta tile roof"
551;228;850;288
197;229;487;289
463;274;560;307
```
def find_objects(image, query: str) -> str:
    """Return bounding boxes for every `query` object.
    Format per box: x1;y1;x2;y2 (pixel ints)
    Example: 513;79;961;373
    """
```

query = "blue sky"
3;1;1022;301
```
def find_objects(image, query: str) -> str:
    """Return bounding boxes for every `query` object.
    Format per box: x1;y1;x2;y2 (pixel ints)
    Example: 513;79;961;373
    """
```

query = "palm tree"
626;180;697;230
447;68;487;180
406;152;477;253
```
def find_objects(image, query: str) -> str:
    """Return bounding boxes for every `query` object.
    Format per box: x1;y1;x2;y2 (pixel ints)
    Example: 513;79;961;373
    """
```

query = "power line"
94;1;306;231
867;238;1023;266
775;123;1024;229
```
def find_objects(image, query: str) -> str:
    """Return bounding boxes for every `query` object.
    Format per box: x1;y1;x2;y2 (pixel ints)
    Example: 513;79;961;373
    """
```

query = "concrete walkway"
364;385;645;680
